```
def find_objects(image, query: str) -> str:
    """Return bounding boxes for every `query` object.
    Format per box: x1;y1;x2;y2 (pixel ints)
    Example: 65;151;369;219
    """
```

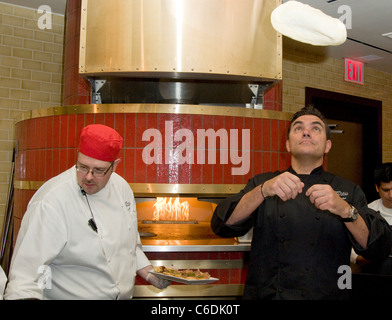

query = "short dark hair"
288;105;331;139
373;162;392;187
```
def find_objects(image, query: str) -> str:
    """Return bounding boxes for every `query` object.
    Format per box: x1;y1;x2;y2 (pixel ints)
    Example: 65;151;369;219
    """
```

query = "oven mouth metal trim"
14;181;245;196
14;103;293;123
150;259;246;270
130;183;244;197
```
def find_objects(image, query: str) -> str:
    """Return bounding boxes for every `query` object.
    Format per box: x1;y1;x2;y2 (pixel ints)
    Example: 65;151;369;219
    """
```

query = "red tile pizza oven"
13;0;291;298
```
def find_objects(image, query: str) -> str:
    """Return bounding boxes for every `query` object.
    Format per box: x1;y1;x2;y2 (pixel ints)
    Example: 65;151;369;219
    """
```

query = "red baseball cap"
78;124;123;162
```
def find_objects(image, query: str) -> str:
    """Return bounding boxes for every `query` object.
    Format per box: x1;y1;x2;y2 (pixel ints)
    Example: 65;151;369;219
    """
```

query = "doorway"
305;87;382;202
327;119;363;188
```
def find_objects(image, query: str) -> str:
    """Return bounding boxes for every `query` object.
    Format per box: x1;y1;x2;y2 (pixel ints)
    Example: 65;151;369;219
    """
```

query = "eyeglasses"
76;162;114;177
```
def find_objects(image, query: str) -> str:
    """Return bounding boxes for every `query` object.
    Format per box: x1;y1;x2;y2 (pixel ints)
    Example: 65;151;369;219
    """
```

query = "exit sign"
344;58;364;85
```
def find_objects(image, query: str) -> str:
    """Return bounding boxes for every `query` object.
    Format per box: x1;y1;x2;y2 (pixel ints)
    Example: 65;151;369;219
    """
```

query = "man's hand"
262;172;304;201
306;184;369;248
306;184;351;218
146;272;171;289
137;265;171;290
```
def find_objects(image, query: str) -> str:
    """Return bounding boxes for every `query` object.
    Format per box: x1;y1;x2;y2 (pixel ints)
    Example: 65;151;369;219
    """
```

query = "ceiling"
2;0;392;73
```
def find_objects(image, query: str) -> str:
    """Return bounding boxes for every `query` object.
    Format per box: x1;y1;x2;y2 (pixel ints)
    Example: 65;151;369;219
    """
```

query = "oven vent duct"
79;0;282;106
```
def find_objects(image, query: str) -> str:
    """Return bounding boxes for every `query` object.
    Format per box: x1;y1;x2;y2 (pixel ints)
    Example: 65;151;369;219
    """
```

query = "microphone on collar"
80;188;98;233
88;218;98;233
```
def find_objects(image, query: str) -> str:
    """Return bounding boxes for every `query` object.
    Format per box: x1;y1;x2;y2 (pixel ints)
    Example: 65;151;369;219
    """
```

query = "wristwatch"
341;205;359;222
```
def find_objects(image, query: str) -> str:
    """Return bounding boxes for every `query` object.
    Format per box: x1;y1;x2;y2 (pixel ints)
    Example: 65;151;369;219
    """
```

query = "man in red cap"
5;124;170;300
76;124;124;195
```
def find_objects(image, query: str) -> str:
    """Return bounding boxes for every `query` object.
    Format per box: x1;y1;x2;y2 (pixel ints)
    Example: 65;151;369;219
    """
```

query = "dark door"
305;87;382;202
326;119;363;188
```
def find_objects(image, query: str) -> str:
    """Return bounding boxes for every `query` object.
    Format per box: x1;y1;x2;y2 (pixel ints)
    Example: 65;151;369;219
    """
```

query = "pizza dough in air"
271;0;347;46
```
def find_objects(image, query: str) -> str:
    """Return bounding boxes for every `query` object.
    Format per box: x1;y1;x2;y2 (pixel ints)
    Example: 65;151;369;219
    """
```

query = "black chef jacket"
211;166;392;300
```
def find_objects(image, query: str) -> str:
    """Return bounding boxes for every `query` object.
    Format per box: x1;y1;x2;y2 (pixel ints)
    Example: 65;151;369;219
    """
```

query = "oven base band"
134;284;244;298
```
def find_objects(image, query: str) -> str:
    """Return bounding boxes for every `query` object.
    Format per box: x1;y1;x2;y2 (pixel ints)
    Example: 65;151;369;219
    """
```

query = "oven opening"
136;197;228;244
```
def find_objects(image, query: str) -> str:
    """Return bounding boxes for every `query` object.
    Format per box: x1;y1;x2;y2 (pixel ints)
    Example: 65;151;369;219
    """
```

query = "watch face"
351;207;359;221
342;206;359;222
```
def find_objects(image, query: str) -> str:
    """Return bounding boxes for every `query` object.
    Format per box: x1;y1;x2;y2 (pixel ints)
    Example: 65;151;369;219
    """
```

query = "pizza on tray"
153;266;211;280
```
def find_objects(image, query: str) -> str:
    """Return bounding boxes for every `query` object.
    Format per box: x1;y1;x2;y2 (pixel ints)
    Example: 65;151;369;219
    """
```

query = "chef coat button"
315;216;320;220
305;266;310;271
279;238;285;243
279;213;285;218
107;258;111;263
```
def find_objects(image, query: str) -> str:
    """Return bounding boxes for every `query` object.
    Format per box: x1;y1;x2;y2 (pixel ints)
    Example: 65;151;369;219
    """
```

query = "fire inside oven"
136;198;231;244
145;197;197;223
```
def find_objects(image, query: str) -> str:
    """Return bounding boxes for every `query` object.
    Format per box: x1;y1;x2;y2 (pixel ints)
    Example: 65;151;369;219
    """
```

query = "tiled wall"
0;3;65;232
13;112;291;242
14;112;291;185
62;0;90;105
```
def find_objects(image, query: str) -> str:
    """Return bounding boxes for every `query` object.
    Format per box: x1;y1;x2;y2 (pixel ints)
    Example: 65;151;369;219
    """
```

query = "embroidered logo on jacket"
336;190;349;200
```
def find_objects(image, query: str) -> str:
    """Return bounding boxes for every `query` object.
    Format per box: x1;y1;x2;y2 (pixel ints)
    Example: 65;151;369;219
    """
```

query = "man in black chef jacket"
211;105;391;300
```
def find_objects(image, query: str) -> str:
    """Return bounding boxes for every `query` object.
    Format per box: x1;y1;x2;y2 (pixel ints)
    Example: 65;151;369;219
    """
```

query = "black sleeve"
349;185;392;261
210;192;254;238
211;172;276;238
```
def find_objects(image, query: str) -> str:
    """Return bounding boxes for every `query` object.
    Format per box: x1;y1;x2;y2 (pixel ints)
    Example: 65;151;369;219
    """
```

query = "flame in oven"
153;197;190;221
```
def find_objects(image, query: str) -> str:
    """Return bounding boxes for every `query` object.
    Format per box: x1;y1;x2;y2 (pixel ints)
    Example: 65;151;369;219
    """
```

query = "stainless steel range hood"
80;0;282;107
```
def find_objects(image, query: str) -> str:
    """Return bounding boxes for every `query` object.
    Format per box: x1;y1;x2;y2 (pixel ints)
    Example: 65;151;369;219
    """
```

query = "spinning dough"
271;0;347;46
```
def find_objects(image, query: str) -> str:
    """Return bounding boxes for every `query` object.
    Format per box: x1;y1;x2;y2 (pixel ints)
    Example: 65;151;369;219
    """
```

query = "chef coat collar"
288;165;324;176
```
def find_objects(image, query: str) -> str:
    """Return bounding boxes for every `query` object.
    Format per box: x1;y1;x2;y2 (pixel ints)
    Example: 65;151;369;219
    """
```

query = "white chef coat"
4;166;150;300
0;266;6;299
368;198;392;225
350;198;392;263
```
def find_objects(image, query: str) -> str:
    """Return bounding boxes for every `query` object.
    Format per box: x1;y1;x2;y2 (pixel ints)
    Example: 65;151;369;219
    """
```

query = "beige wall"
1;2;392;233
0;3;64;231
282;46;392;162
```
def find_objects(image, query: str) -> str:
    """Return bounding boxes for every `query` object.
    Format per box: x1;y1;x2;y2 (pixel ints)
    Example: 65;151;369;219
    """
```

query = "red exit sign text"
345;58;364;85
